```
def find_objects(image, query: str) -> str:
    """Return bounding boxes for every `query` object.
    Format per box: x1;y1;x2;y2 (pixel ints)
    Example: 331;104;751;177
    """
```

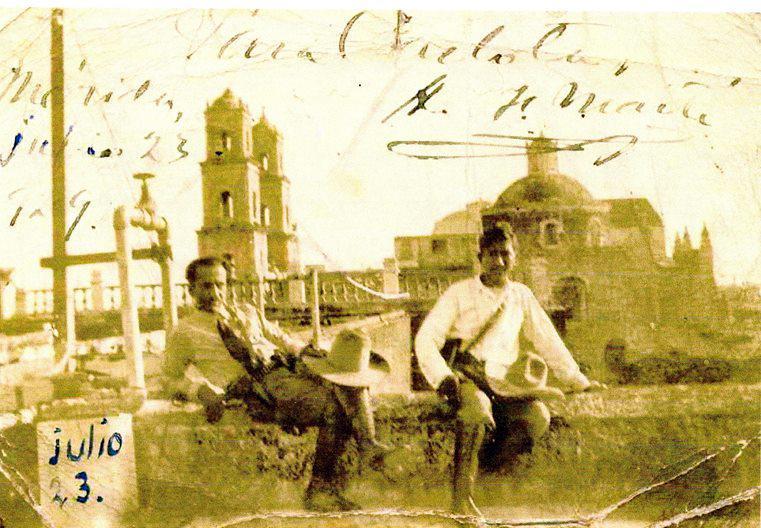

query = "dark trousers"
456;376;552;473
480;397;551;472
235;366;355;493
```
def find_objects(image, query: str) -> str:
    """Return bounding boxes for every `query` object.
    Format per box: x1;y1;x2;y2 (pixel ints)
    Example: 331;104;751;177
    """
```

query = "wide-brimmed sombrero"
485;352;565;400
303;329;389;387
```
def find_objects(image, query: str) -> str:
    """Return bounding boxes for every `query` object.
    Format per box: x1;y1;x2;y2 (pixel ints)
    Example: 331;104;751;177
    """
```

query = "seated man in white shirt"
415;225;604;516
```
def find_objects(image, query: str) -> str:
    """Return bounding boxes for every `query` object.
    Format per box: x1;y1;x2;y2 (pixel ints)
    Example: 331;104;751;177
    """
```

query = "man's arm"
518;284;590;391
161;327;196;400
237;302;306;358
262;317;305;356
162;324;226;423
414;285;460;390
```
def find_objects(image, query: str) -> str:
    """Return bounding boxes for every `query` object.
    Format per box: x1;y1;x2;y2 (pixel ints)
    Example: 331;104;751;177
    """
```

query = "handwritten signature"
384;74;713;131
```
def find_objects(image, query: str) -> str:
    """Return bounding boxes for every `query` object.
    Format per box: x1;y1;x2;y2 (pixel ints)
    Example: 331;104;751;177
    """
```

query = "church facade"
396;137;721;373
197;89;300;280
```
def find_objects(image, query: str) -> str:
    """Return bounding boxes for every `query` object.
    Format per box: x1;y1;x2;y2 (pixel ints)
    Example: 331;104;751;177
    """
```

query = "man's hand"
300;343;327;359
568;379;608;394
226;375;253;400
584;380;608;391
197;384;225;424
276;350;299;372
281;423;304;436
204;400;225;424
170;391;189;406
436;375;460;404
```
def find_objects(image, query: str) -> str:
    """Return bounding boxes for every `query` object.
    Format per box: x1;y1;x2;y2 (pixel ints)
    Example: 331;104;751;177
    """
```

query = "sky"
0;9;759;290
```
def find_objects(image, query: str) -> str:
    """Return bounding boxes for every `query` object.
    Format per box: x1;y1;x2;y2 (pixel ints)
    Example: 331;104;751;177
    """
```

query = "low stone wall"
1;384;759;528
134;384;759;526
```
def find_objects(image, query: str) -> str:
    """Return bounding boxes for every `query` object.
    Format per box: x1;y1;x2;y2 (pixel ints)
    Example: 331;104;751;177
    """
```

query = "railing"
318;270;384;305
73;287;92;312
24;287;57;315
242;270;387;309
13;283;194;316
398;270;471;301
102;286;122;311
6;268;472;319
260;279;289;308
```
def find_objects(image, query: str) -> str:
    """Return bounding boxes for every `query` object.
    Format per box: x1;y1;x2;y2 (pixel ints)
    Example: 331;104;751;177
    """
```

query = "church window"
220;132;232;152
220;191;233;219
262;205;270;226
540;219;562;247
261;154;268;171
552;277;587;319
587;217;603;247
545;223;559;245
431;239;447;255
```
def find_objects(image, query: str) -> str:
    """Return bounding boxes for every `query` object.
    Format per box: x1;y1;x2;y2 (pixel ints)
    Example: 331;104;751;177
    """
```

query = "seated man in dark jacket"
162;256;390;511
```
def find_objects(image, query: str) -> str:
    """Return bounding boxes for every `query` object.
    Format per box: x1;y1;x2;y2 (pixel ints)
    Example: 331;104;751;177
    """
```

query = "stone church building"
397;136;721;371
195;90;721;371
197;89;300;279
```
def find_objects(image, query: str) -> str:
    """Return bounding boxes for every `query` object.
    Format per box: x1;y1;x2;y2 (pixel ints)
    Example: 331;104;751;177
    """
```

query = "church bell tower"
252;110;300;275
197;89;269;280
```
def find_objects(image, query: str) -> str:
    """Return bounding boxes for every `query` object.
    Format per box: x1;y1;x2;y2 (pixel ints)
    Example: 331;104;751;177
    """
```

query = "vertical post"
114;207;145;394
287;278;306;306
0;269;15;319
157;226;177;334
382;258;400;295
0;284;15;320
50;9;74;362
15;288;27;316
309;267;320;346
90;269;104;312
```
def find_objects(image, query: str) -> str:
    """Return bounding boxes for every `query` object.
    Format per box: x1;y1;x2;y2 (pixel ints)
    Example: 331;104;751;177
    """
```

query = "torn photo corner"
0;7;759;528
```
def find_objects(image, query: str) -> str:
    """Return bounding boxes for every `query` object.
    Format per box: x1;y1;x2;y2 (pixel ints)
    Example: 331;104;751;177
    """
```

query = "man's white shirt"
415;276;590;391
162;304;304;401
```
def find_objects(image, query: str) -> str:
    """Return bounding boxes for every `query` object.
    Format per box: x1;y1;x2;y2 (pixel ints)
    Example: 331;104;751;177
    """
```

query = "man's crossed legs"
232;365;389;512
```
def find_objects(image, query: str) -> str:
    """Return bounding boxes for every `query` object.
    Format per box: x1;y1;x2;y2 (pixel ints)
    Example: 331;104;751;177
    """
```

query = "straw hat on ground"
485;352;565;400
303;329;389;387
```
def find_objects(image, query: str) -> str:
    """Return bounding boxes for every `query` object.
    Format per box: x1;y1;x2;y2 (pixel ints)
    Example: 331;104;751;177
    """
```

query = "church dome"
494;173;594;209
493;137;594;209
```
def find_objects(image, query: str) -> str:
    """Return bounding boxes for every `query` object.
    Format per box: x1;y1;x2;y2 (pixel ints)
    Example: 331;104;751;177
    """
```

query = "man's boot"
304;478;360;512
452;422;485;517
479;420;533;475
334;386;394;470
303;410;359;512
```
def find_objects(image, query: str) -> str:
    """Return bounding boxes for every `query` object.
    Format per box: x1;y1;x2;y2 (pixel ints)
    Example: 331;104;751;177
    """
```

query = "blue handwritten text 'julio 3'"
48;417;123;466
